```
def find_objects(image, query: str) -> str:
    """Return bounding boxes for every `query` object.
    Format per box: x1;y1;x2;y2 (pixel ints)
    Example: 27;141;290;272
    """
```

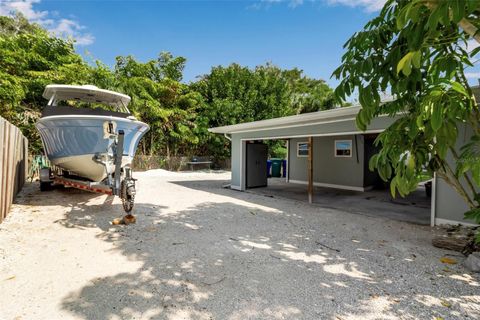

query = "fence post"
0;118;4;222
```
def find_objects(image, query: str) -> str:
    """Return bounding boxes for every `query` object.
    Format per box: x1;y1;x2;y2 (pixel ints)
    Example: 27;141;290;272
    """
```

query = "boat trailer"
39;130;137;213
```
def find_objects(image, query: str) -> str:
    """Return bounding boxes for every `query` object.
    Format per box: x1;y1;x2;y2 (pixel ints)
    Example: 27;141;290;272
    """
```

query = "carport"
209;105;476;226
251;177;431;225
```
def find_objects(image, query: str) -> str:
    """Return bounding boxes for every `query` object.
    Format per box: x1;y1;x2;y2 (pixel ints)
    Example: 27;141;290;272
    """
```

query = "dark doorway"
246;142;268;188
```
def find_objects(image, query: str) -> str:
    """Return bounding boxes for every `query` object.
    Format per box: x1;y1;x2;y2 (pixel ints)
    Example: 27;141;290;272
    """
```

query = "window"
297;142;309;157
335;140;352;157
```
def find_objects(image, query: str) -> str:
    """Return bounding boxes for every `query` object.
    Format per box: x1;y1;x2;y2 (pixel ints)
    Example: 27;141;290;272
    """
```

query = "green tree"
114;55;201;157
333;0;480;227
192;63;335;158
0;14;92;152
0;14;336;166
158;51;186;82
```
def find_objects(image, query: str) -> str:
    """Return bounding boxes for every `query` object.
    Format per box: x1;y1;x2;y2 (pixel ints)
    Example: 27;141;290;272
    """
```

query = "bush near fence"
132;155;231;172
25;154;230;181
0;117;28;223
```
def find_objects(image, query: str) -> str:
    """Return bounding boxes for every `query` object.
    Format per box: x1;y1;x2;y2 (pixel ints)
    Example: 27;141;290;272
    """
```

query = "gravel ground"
0;169;479;320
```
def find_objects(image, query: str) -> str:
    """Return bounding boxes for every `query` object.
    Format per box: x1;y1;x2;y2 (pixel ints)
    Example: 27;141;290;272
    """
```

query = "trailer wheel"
39;168;52;191
40;181;52;191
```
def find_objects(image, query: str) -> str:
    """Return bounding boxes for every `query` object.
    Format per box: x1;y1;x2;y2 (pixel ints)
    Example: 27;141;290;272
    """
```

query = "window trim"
297;142;309;157
334;139;353;158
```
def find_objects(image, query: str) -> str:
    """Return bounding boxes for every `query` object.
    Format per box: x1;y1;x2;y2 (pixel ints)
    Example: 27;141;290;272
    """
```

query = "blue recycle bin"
267;160;272;177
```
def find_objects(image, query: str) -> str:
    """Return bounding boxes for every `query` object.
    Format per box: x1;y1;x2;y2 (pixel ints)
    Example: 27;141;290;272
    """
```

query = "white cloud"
250;0;305;10
48;18;94;45
465;72;480;80
288;0;304;8
0;0;94;45
0;0;47;20
252;0;385;12
325;0;386;12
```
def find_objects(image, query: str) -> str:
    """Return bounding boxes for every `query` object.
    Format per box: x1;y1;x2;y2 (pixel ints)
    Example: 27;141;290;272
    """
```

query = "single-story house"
209;105;477;227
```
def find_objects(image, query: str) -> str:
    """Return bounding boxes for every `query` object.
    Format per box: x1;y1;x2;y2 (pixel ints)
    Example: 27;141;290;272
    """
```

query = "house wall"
434;178;472;224
288;135;365;189
230;135;245;190
434;123;477;225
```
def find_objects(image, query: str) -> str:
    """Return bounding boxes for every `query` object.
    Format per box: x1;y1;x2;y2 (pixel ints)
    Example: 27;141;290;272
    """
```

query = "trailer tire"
40;181;52;191
39;168;52;191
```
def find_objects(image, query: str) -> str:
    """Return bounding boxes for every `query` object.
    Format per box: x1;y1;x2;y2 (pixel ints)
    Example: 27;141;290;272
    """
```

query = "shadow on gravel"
173;179;431;225
25;178;478;319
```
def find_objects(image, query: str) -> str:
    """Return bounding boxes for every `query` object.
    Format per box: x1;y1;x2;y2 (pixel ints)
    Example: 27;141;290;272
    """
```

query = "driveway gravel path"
0;170;479;320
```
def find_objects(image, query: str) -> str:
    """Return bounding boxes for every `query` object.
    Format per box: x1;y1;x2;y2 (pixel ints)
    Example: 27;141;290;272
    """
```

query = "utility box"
246;143;268;188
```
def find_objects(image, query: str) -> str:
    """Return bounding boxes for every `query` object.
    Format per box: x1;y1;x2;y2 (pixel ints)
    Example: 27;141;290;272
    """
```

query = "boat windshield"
53;99;130;114
43;85;131;114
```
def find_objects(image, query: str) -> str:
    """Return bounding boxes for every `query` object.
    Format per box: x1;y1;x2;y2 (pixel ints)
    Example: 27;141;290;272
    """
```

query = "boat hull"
36;115;149;182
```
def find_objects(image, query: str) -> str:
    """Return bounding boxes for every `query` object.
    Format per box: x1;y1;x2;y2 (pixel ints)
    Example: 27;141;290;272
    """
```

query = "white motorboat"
36;84;149;211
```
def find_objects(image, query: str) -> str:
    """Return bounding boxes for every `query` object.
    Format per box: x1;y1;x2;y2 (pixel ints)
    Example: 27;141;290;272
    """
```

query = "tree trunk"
459;18;480;44
150;133;154;156
426;1;480;45
438;165;476;209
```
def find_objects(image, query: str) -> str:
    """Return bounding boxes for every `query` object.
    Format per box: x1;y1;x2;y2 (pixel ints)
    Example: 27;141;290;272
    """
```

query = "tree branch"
459;18;480;44
449;146;479;204
425;1;480;44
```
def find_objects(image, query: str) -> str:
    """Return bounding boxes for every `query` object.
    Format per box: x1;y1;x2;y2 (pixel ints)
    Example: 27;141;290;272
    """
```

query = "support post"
308;136;313;204
114;130;125;196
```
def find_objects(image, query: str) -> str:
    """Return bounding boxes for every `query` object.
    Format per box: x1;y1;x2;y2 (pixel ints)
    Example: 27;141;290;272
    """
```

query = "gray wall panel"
435;177;471;222
435;123;477;224
288;135;365;188
230;135;242;188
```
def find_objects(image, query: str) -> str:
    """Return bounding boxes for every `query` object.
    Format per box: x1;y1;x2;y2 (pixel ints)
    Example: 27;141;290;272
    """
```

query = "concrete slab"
249;178;431;225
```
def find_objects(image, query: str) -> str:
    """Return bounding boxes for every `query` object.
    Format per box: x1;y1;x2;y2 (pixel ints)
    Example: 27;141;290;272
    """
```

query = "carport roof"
208;105;362;134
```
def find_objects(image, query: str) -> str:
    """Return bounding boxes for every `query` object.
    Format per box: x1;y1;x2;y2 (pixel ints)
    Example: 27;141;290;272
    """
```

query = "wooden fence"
0;117;28;223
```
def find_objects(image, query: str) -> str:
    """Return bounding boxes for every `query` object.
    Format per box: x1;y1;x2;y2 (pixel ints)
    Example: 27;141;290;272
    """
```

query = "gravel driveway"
0;170;479;320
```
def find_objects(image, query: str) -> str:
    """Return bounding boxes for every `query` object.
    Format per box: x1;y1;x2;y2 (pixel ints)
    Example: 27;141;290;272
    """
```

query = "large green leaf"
397;52;413;75
431;105;442;131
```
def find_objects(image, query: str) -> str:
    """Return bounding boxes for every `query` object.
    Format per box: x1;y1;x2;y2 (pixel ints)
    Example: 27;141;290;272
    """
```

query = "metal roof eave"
208;105;362;134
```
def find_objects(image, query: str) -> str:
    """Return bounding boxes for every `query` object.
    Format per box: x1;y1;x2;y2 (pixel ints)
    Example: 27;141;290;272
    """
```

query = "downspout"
354;135;359;163
431;135;437;227
286;139;290;183
224;133;232;141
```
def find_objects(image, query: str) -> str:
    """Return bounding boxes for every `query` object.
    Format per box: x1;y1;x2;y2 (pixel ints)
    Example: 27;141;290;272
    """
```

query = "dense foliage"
0;14;335;160
333;0;480;226
0;14;92;152
191;64;335;158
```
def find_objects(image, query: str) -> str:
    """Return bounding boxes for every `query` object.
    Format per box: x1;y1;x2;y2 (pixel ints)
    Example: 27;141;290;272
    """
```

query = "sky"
1;0;479;87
